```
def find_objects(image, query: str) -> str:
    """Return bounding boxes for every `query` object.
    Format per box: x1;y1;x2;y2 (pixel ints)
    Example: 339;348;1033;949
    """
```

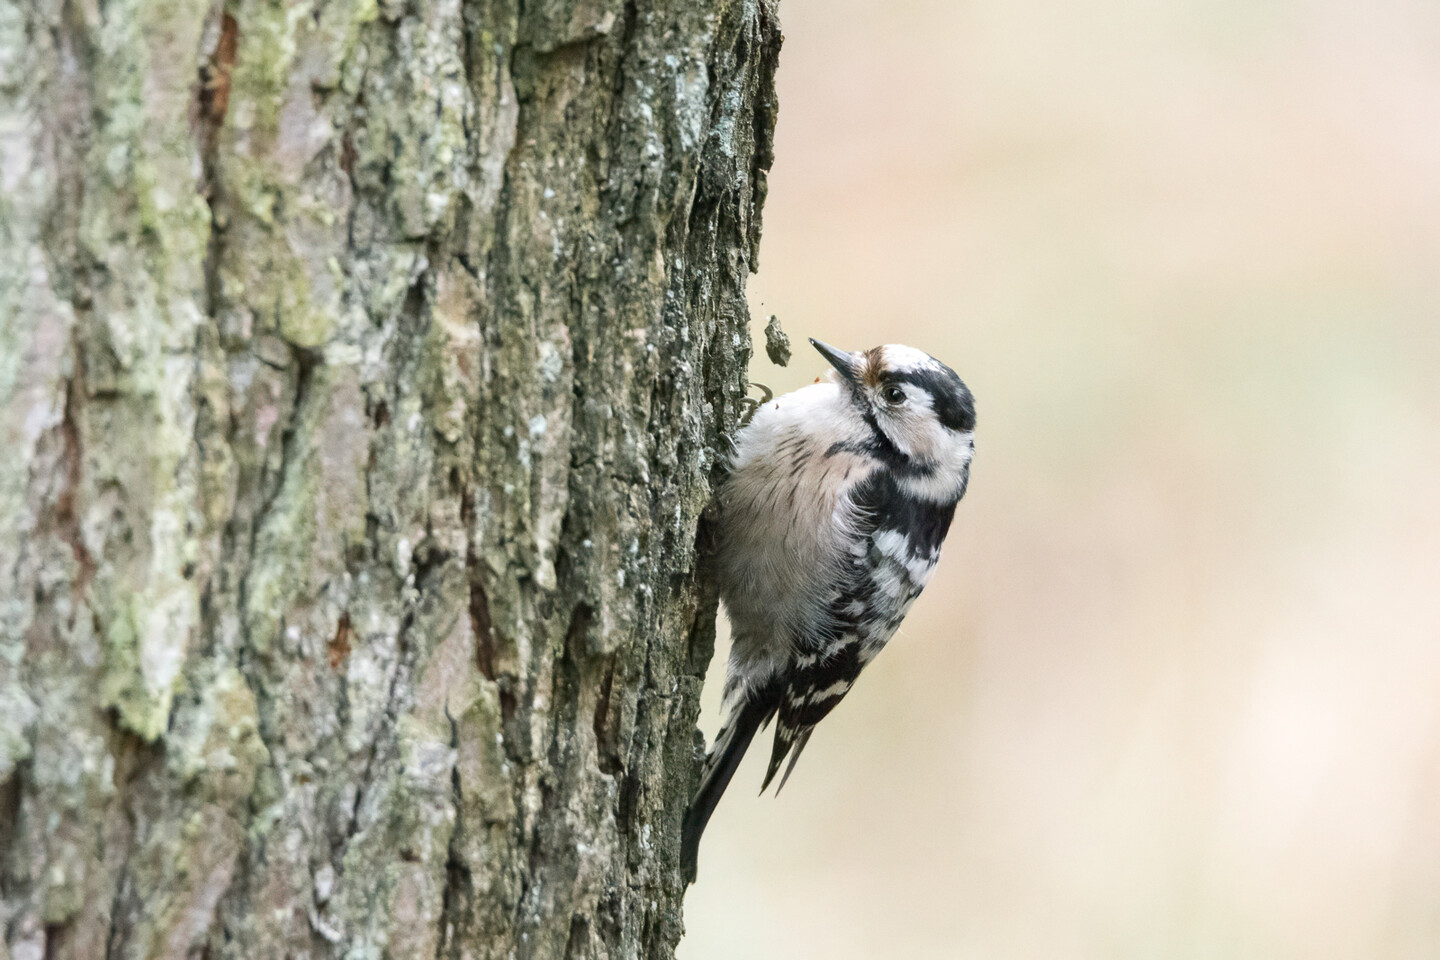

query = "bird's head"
810;338;976;473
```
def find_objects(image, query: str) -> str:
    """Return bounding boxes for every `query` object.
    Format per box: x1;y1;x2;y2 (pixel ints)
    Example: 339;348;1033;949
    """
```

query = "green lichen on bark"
0;0;779;956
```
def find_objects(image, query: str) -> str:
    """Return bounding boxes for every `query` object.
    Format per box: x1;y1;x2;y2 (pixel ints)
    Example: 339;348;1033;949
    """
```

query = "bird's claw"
739;382;774;425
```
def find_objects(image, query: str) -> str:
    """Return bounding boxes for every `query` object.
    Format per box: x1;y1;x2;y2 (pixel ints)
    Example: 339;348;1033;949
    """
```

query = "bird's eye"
881;385;906;405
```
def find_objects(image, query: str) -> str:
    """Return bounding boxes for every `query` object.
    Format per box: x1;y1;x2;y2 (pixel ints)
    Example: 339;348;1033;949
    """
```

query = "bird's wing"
763;470;955;793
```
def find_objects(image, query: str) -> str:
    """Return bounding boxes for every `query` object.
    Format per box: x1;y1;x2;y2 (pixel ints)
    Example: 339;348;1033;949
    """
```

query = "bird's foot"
739;382;773;426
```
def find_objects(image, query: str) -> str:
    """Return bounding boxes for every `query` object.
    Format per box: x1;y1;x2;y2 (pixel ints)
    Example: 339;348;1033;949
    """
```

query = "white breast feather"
715;383;877;689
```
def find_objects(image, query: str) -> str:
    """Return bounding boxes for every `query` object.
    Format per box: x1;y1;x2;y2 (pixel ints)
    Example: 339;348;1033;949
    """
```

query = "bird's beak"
810;338;862;387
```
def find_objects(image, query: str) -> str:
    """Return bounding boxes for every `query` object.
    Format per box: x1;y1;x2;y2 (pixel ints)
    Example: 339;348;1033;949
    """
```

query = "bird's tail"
681;689;776;884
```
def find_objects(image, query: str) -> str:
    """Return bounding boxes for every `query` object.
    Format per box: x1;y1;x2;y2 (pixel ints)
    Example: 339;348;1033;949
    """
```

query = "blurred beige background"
681;1;1440;958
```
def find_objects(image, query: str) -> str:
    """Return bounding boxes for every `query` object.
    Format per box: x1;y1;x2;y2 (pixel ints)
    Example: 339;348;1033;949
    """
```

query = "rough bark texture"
0;0;778;955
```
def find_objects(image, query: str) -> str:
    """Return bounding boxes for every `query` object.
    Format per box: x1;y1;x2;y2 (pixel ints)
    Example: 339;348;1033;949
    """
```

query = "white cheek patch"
874;389;972;500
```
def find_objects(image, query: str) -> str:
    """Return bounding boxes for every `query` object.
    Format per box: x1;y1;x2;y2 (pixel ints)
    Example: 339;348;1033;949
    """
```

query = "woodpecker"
681;338;976;882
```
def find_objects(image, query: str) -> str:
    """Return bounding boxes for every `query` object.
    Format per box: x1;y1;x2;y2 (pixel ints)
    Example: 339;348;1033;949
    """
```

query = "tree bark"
0;0;778;955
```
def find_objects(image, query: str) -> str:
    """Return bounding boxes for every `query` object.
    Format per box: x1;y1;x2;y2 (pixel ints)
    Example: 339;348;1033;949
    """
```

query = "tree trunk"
0;0;778;954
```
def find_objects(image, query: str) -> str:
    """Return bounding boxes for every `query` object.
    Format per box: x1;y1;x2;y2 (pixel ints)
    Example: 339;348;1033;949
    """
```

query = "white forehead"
878;344;942;374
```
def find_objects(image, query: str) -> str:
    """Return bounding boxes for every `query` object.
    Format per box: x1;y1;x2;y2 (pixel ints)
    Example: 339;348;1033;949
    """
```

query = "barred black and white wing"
761;470;957;792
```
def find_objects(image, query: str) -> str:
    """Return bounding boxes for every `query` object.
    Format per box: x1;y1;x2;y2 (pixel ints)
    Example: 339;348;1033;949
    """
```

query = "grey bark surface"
0;0;779;955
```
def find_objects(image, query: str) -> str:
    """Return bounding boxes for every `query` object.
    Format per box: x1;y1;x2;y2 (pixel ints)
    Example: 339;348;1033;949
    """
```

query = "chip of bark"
763;314;791;367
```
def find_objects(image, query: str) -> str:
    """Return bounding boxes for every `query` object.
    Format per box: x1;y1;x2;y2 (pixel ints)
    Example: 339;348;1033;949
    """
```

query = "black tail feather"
681;692;775;884
760;720;815;794
772;726;813;795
